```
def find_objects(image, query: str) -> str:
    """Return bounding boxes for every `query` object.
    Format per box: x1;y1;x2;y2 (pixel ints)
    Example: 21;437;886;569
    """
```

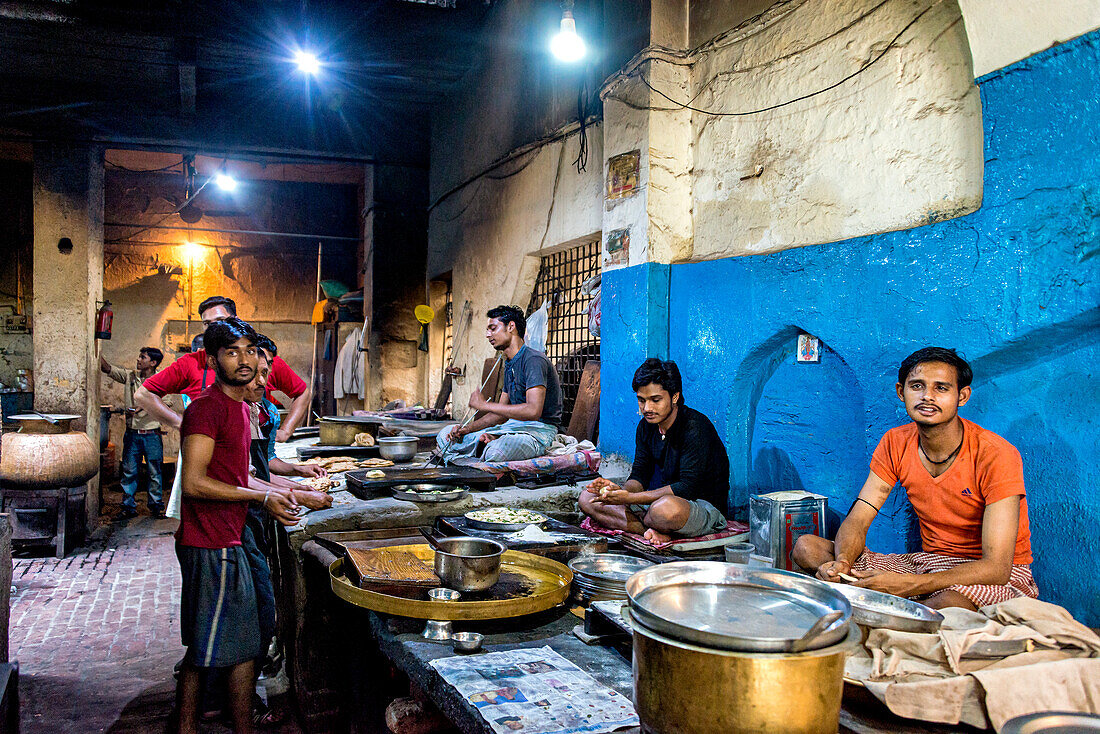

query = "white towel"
334;327;364;400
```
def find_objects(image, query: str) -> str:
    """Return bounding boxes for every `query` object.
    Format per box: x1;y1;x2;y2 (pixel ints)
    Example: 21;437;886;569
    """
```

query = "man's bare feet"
642;527;672;545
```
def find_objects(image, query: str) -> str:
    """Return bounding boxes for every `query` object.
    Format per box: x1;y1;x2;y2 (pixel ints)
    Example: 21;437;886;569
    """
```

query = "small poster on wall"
797;334;821;363
606;150;640;200
604;228;630;268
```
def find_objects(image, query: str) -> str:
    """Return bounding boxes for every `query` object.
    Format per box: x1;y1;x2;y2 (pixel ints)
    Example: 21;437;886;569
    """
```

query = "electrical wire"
630;0;943;118
104;157;230;243
105;157;185;173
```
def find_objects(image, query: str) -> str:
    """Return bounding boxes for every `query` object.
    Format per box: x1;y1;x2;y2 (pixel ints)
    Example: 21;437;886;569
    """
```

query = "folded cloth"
846;598;1100;731
547;434;596;456
580;516;748;550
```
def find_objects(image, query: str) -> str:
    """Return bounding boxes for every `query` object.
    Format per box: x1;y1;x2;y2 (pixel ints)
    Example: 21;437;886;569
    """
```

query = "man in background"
438;305;563;463
100;347;166;518
135;295;311;442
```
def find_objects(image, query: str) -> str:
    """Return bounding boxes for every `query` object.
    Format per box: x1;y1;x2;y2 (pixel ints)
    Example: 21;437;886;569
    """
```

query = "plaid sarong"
853;549;1039;608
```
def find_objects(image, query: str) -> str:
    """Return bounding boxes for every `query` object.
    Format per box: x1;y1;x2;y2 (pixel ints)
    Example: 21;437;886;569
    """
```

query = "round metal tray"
626;561;851;652
464;510;549;532
569;553;654;585
1002;712;1100;734
329;546;572;620
391;485;470;503
828;583;944;633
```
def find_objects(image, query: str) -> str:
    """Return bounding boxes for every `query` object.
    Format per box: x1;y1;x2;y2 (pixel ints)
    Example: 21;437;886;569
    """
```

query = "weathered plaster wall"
601;32;1100;623
100;171;359;450
428;132;604;412
957;0;1100;77
688;0;983;259
370;165;430;408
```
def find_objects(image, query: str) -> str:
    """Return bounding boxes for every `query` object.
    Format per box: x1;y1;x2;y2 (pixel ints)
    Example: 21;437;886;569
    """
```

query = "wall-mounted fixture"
57;237;73;254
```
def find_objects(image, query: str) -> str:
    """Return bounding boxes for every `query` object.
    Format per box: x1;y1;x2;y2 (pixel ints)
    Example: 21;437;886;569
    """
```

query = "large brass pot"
0;414;99;489
629;610;859;734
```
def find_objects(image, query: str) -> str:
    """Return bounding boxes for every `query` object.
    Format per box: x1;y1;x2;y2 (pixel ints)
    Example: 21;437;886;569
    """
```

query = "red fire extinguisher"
95;300;113;340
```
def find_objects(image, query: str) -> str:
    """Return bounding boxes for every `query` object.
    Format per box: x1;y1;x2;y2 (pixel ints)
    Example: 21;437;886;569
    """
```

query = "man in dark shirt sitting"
580;358;730;544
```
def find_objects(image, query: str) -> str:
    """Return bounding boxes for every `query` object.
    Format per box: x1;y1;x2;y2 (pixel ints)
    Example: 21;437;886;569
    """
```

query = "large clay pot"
0;414;99;489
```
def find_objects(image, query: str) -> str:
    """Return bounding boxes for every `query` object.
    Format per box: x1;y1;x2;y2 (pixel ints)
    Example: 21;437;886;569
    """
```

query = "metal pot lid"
319;415;384;424
828;583;944;633
1002;712;1100;734
626;561;851;652
11;413;79;421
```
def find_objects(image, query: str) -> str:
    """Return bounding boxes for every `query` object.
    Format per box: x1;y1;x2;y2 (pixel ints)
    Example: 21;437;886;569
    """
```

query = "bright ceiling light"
214;173;237;192
294;50;321;75
551;6;586;63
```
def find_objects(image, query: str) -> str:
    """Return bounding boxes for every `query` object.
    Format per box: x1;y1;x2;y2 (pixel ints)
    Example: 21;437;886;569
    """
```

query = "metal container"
318;416;379;446
749;490;828;571
377;436;419;462
628;608;858;734
432;537;506;592
391;485;470;503
451;631;484;653
829;583;944;633
625;561;851;653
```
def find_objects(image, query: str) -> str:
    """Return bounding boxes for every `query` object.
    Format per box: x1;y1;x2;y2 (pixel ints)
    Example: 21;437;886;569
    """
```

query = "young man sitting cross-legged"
792;347;1038;611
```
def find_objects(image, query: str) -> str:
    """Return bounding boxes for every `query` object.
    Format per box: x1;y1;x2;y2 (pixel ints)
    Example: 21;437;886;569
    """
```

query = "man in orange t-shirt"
793;347;1038;610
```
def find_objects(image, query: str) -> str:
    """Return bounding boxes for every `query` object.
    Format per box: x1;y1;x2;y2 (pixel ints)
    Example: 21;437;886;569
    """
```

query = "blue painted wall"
600;32;1100;623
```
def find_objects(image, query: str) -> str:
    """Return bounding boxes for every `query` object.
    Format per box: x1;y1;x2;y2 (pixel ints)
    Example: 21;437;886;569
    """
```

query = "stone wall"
601;32;1100;624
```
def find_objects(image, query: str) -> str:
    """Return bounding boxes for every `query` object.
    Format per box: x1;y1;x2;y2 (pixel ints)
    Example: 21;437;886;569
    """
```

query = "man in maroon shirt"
174;317;299;734
135;296;311;443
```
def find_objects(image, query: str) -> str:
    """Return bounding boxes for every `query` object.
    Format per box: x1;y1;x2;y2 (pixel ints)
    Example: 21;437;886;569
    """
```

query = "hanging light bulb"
214;173;237;192
551;1;586;63
294;50;321;75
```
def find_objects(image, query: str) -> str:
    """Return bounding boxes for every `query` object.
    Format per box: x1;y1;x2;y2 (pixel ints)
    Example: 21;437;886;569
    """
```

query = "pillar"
598;0;691;457
32;143;104;526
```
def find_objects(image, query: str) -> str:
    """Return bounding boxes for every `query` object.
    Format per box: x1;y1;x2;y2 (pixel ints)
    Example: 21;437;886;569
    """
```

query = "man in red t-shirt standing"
793;347;1038;610
135;295;311;442
174;317;299;734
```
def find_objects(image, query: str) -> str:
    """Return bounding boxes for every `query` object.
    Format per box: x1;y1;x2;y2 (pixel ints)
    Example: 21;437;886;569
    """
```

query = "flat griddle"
296;444;381;460
344;465;496;499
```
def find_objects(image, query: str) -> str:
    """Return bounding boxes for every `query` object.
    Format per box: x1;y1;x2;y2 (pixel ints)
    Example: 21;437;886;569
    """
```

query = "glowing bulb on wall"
214;173;237;192
294;50;321;75
183;241;203;262
551;4;586;63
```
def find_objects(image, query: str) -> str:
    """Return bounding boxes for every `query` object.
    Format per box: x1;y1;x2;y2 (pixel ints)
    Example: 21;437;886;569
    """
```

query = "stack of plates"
568;554;654;605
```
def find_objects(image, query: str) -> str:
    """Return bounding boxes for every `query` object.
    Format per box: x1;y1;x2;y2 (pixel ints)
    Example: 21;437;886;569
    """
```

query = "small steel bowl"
429;587;461;602
377;436;419;462
451;632;483;653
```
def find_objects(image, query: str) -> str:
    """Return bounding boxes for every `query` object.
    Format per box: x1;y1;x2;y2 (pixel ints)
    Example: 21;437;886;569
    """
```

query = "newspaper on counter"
429;645;639;734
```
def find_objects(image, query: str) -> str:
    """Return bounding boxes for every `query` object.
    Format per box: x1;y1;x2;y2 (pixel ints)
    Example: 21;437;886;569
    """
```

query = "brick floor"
10;496;302;733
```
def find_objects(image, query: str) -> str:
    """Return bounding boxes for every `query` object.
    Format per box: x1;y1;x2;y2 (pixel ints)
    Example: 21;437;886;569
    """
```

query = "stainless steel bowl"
432;537;506;592
451;631;484;653
377;436;418;462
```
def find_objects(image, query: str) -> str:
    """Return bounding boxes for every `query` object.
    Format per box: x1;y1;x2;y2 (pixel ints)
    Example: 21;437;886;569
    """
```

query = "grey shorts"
628;499;728;538
177;543;262;669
